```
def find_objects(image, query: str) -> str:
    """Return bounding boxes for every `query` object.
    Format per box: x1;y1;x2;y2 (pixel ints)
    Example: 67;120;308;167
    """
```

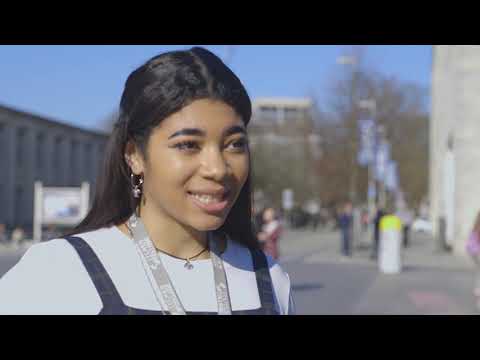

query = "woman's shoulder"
226;237;291;288
14;237;81;265
0;226;126;288
67;226;126;246
0;234;104;314
226;238;293;314
263;252;291;291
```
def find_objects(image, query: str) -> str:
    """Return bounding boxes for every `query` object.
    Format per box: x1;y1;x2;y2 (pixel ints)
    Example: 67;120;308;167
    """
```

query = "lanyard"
127;214;232;315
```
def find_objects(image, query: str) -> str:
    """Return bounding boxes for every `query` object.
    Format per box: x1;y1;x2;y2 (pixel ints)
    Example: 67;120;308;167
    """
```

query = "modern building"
251;97;313;126
430;45;480;256
248;97;322;208
0;104;109;233
249;97;317;145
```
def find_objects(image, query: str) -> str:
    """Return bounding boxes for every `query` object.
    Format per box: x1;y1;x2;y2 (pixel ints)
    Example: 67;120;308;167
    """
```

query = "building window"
53;136;62;171
259;106;278;120
36;132;45;177
84;143;92;179
16;127;27;167
284;107;299;119
70;139;78;184
14;186;24;226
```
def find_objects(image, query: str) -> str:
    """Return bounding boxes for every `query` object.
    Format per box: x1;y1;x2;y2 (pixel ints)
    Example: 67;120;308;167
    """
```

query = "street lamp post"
337;55;359;204
376;125;388;209
357;99;377;221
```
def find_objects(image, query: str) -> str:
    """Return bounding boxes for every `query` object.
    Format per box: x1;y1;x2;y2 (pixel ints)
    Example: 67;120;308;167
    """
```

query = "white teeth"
191;193;223;204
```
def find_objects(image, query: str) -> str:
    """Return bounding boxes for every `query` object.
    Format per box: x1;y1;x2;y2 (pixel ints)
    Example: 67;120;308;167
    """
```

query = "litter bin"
379;215;402;274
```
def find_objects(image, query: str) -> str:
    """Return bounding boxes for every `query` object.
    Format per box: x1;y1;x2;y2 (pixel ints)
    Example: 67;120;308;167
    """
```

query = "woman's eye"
173;141;200;151
227;138;248;152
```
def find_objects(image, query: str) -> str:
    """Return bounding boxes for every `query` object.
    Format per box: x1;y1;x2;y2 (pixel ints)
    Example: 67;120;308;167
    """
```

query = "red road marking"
407;291;459;312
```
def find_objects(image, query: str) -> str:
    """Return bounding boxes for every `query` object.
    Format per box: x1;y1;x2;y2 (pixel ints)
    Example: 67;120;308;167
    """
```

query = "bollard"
379;215;402;274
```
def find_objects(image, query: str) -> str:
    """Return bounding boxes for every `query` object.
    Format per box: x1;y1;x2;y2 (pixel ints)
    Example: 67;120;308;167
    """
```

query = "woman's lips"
187;191;230;215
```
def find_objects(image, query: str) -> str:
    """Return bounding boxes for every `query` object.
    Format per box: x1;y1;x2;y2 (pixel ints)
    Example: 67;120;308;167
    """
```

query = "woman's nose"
200;147;229;182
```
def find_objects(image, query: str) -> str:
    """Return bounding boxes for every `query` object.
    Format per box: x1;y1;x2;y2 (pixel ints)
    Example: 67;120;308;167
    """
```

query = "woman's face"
263;208;275;223
130;99;250;232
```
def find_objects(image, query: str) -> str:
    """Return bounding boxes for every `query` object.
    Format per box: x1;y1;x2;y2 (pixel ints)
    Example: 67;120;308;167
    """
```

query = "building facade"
249;97;317;145
0;104;109;233
248;97;322;208
251;97;313;127
430;45;480;256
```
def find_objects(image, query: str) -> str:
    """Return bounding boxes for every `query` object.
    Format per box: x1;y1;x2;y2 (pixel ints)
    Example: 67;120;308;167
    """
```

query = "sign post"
33;182;90;242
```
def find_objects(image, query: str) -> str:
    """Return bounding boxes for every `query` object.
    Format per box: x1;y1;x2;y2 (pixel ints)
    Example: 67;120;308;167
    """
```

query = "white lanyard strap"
128;214;232;315
209;237;232;315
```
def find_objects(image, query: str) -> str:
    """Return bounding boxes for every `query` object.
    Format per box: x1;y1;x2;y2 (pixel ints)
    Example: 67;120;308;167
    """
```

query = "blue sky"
0;45;432;131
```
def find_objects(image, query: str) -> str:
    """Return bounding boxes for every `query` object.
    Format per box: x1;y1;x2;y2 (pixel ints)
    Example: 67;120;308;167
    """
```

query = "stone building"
0;104;109;233
430;45;480;256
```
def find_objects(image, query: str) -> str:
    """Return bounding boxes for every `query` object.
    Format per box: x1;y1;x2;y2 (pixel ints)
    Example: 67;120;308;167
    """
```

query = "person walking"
305;199;320;231
257;207;282;260
397;207;413;248
371;206;386;260
11;227;25;248
338;202;354;257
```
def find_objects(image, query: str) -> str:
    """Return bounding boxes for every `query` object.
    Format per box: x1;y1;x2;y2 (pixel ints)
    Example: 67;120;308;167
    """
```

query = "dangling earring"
131;173;144;198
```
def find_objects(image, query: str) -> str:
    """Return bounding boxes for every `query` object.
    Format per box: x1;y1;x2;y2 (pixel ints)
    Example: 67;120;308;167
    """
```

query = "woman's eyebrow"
168;128;206;139
223;125;246;137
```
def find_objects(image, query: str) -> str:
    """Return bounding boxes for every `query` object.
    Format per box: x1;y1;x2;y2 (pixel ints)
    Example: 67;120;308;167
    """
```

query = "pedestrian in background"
360;208;369;233
257;207;282;260
338;201;354;257
305;199;320;231
371;206;386;260
466;210;480;309
397;207;414;248
11;227;25;248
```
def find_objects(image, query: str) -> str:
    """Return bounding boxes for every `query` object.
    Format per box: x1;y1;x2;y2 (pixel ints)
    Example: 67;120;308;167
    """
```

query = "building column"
452;46;480;256
430;45;454;239
24;128;36;230
4;125;15;228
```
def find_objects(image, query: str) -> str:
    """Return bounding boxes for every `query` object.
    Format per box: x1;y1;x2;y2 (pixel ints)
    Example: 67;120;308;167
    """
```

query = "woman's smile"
187;188;231;215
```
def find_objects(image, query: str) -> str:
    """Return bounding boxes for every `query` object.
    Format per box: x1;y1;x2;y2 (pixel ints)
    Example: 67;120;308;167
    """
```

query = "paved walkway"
1;230;477;314
278;227;478;314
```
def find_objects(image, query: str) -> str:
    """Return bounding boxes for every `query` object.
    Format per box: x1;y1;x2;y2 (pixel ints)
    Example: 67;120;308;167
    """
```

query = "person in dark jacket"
338;202;354;257
371;207;386;260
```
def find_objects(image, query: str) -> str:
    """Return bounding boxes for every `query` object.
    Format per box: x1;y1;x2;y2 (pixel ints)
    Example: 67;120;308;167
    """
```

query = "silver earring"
131;174;144;198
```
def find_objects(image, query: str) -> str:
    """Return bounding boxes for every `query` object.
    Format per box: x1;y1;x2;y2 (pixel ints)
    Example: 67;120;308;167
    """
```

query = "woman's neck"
118;203;225;260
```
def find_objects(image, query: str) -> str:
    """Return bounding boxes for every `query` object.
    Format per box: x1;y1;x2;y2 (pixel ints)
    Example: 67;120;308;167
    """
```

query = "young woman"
257;208;282;260
0;47;295;315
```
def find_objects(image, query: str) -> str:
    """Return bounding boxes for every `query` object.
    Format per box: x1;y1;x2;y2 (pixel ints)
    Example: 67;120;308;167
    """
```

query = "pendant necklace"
125;221;209;270
157;246;210;270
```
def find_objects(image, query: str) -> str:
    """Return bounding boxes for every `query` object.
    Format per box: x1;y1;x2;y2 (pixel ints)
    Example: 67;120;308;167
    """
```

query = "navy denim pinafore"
64;236;279;315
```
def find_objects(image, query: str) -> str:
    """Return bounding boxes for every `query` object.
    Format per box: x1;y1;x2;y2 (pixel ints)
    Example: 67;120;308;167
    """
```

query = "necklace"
125;222;209;270
156;246;209;270
126;214;232;315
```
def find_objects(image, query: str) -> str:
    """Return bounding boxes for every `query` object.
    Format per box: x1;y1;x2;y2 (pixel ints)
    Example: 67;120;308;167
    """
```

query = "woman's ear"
124;140;145;175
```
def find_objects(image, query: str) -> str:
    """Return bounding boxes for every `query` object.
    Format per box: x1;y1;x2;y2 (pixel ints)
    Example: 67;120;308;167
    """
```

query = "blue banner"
375;140;390;182
385;160;398;191
357;119;375;166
